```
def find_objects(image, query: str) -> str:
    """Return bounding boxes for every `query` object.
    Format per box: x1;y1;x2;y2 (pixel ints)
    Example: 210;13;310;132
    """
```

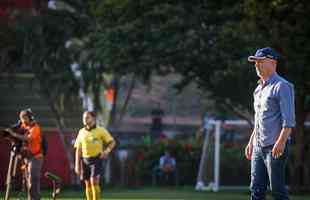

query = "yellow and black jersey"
74;126;114;158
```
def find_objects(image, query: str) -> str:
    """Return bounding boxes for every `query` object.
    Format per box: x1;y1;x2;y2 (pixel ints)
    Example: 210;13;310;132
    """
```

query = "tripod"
5;142;25;200
4;146;62;200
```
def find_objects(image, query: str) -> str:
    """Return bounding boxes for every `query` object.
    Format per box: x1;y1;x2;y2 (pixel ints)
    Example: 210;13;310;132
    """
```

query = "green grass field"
2;187;310;200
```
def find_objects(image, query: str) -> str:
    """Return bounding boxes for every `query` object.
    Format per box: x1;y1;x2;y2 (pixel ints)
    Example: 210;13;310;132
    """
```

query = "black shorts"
81;156;103;180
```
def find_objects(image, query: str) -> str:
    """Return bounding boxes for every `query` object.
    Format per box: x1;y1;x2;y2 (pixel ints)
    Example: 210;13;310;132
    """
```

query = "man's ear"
271;59;277;65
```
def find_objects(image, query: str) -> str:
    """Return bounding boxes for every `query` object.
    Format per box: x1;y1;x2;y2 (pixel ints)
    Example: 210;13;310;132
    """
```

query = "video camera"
0;121;26;152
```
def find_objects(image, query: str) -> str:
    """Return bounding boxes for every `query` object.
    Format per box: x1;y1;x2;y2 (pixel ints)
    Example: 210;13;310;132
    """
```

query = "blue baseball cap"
248;47;280;62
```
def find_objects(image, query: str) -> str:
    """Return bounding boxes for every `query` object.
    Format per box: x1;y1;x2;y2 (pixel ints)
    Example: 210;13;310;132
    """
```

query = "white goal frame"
195;119;249;192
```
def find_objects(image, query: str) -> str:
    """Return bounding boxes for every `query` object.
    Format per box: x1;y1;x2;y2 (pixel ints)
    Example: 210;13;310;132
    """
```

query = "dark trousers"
26;157;43;200
250;145;289;200
159;170;176;186
81;156;103;180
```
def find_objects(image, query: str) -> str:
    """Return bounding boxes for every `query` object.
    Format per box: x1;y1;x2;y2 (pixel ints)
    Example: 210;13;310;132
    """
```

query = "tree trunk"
49;101;77;185
118;74;136;123
41;86;77;185
108;77;120;127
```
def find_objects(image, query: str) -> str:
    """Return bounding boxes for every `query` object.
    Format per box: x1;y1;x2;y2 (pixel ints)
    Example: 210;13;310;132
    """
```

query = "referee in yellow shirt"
74;111;116;200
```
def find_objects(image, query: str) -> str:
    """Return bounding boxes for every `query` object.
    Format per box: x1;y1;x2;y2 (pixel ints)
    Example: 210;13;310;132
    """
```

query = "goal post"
195;119;250;192
195;119;221;192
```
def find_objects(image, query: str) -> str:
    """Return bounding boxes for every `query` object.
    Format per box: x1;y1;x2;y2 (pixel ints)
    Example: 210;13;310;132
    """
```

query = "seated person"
158;151;176;185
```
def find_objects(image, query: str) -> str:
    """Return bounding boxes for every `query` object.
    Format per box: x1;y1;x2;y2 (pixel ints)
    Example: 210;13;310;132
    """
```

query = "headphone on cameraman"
21;108;35;121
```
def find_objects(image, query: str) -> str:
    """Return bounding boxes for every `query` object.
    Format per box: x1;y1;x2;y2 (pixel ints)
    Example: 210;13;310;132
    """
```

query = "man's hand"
5;128;16;137
5;128;28;142
245;142;253;160
100;146;113;159
272;140;286;159
99;150;109;159
272;128;291;159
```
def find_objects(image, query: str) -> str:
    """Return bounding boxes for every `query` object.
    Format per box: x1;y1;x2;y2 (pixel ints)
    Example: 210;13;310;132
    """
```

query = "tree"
76;0;167;127
1;0;163;182
3;0;309;190
162;0;310;191
91;0;256;122
88;0;310;191
0;21;22;73
5;1;90;183
243;0;310;191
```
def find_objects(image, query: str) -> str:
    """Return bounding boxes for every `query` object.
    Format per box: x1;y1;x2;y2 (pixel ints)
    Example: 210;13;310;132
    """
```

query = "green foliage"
127;139;201;185
243;0;310;191
96;0;309;189
118;138;250;186
90;0;257;120
1;0;310;190
18;13;78;92
1;1;92;100
220;146;250;185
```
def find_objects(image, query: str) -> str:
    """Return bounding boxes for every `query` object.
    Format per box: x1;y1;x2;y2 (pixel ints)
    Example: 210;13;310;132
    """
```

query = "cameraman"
6;109;43;200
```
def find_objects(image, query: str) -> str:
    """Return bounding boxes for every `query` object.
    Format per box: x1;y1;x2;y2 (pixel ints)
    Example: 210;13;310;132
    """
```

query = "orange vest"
21;122;42;157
